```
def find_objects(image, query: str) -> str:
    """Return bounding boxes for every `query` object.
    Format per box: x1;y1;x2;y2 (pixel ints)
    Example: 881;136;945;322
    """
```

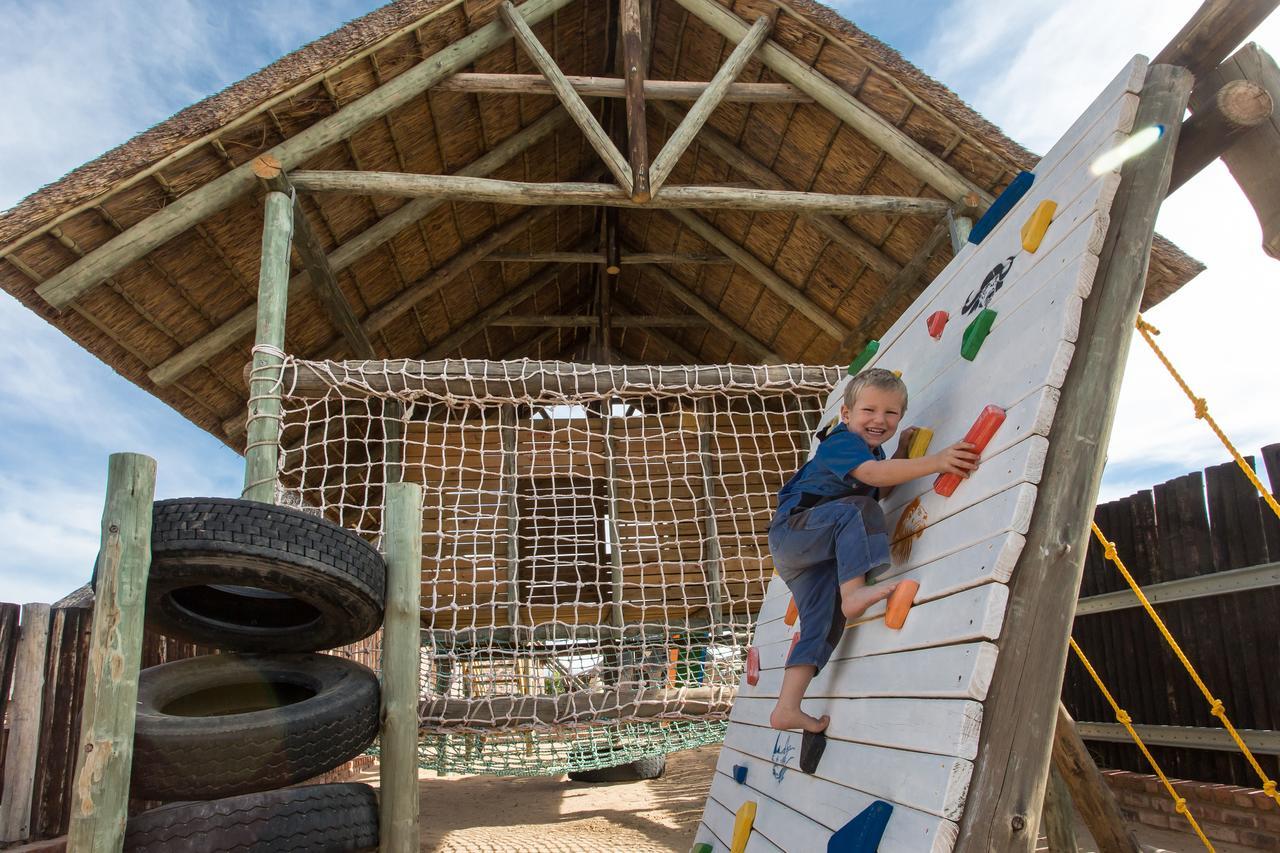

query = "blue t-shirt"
775;423;885;518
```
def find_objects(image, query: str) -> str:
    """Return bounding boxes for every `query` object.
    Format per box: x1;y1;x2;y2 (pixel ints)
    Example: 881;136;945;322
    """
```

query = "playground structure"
1;0;1279;851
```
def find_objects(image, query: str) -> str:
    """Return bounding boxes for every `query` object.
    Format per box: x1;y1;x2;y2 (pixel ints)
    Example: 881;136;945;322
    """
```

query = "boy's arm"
852;441;978;489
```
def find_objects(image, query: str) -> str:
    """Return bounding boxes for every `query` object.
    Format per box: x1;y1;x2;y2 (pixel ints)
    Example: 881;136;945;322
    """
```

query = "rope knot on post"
1135;316;1160;335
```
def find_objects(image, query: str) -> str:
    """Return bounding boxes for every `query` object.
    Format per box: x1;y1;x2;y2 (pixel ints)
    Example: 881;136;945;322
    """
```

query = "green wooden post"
67;453;157;852
242;190;295;503
381;481;423;852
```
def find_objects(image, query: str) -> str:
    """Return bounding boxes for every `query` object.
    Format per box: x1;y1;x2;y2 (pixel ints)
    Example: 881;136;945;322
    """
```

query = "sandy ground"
351;746;1256;852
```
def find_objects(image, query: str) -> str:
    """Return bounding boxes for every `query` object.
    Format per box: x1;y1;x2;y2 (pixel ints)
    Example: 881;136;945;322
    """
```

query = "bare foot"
769;706;831;733
841;581;898;621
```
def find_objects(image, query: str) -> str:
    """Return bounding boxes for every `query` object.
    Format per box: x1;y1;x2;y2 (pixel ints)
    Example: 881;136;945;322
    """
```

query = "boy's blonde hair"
843;368;908;412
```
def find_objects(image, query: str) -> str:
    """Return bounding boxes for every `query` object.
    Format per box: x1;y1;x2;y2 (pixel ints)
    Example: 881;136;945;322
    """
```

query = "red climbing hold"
935;404;1006;497
926;310;949;340
746;646;760;685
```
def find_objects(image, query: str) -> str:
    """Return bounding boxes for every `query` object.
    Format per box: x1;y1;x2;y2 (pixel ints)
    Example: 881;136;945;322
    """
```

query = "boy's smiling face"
840;385;905;449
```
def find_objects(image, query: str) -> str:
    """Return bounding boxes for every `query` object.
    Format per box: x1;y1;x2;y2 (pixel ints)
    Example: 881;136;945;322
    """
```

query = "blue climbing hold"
967;171;1035;246
733;764;748;784
828;801;893;852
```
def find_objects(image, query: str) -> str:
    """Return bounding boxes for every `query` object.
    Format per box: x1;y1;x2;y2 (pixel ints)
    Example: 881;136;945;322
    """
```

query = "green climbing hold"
692;844;714;853
847;340;879;375
961;309;997;361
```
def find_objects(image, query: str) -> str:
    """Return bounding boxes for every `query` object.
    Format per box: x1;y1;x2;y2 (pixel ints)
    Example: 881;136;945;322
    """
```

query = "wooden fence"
1063;442;1280;786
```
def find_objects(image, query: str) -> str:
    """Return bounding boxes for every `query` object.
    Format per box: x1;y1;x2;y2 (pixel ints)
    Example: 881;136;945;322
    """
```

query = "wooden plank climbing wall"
695;56;1149;853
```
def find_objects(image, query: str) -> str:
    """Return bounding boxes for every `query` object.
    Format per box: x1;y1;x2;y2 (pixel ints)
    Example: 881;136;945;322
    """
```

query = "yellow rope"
1068;637;1215;852
1091;523;1280;808
1136;316;1280;522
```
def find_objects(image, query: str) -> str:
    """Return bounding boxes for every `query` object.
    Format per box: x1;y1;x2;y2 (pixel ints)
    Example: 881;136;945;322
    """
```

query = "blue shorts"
767;495;890;673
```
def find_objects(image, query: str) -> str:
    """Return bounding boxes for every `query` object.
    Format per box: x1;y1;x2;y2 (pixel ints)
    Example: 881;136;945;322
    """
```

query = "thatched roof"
0;0;1202;449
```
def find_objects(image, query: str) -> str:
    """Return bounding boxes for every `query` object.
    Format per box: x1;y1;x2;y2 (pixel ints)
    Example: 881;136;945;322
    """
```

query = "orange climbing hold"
934;404;1006;497
784;598;798;626
885;579;919;629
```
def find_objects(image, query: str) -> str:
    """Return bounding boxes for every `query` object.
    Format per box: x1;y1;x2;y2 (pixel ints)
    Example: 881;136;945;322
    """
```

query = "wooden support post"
671;0;991;205
1153;0;1280;79
35;0;576;311
380;481;423;853
649;16;771;194
0;604;51;844
650;100;901;281
435;73;812;103
148;108;570;386
499;1;634;194
954;64;1192;851
1169;78;1273;193
1040;763;1080;853
666;209;851;342
251;155;377;359
242;191;294;503
1052;703;1140;853
621;0;651;201
66;452;157;853
636;262;781;362
948;209;973;253
697;397;723;626
501;405;522;627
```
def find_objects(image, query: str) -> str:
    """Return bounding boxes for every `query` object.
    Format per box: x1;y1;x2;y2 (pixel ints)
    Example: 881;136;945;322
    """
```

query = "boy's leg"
769;664;830;733
839;575;897;621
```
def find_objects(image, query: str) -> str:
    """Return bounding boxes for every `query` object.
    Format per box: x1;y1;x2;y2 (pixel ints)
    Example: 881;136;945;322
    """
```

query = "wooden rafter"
34;0;577;311
621;0;651;201
634;262;780;363
665;208;850;342
671;0;991;206
483;251;730;264
251;155;376;360
1153;0;1280;78
648;15;771;194
421;260;570;359
435;73;811;103
288;171;949;217
498;0;634;194
146;109;569;386
492;314;707;327
651;101;901;282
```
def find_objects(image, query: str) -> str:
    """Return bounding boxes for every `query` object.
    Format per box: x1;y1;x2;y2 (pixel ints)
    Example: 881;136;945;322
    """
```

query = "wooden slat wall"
1063;443;1280;786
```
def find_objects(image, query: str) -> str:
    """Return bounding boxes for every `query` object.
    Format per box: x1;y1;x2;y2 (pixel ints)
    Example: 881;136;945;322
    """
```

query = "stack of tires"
124;498;387;853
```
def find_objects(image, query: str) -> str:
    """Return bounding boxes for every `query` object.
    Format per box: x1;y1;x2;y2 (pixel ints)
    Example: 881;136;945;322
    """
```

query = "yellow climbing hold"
907;427;934;459
1021;199;1057;252
731;801;757;853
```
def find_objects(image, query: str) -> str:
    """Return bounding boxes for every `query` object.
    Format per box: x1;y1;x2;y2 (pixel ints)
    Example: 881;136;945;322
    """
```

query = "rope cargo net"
268;357;840;775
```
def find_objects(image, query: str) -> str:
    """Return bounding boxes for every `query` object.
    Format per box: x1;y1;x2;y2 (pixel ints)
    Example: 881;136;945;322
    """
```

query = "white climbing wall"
694;55;1150;853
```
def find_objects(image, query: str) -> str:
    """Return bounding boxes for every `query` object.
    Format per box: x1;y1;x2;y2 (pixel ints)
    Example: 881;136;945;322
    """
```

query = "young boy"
767;368;978;733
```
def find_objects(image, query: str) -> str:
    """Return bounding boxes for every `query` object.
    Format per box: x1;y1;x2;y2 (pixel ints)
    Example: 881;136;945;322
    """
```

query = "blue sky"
1;0;1277;603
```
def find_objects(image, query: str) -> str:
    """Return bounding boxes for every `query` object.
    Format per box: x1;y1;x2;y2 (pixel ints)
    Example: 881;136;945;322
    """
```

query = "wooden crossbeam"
288;171;949;217
665;208;850;341
492;314;707;327
34;0;576;311
498;0;633;194
635;262;780;362
483;251;730;264
621;0;651;201
421;261;568;359
435;73;811;102
251;155;376;359
648;15;771;194
1170;78;1272;193
1153;0;1280;79
615;300;703;363
651;101;901;281
671;0;991;205
147;109;570;386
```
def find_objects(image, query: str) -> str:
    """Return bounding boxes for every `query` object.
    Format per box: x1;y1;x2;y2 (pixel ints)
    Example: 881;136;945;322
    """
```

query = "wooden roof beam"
634;262;781;363
483;251;730;264
421;260;569;359
251;155;376;360
146;108;569;386
288;171;949;217
613;299;703;364
492;314;707;327
34;0;577;311
435;73;812;103
1169;77;1273;193
1153;0;1280;79
648;15;771;194
671;0;992;206
665;208;851;342
621;0;651;201
498;0;634;194
650;100;901;282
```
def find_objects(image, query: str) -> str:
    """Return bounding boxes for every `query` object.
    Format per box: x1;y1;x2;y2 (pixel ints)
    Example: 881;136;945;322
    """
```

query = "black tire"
132;653;380;800
147;498;385;652
567;753;666;783
124;783;379;852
